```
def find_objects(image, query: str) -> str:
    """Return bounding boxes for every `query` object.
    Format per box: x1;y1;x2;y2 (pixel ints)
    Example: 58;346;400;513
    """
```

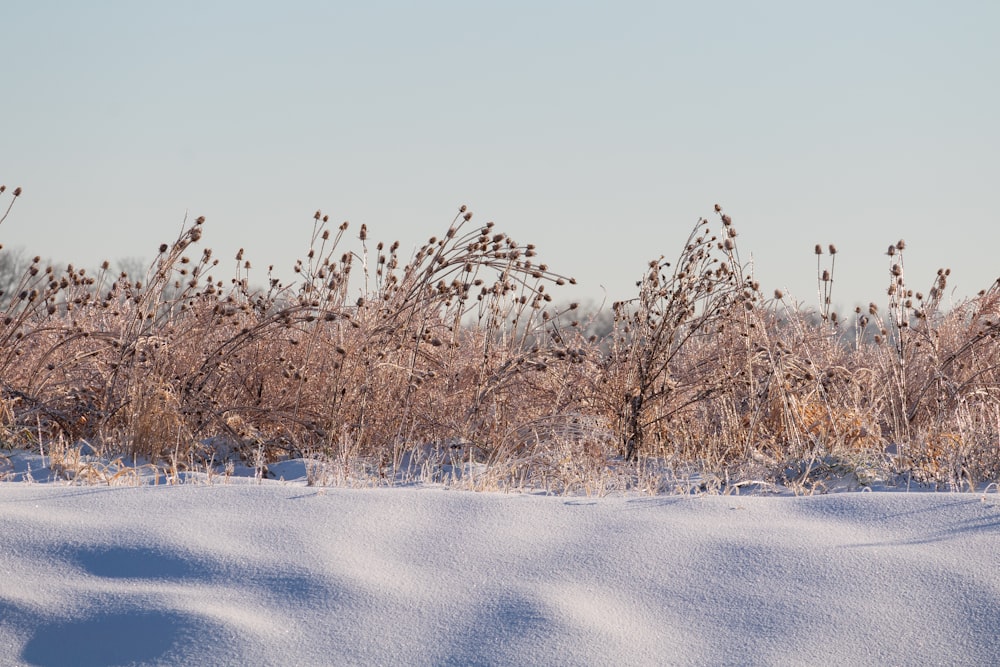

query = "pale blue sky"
3;1;998;311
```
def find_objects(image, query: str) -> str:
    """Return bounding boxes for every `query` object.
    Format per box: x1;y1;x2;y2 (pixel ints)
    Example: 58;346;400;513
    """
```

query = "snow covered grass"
0;186;998;492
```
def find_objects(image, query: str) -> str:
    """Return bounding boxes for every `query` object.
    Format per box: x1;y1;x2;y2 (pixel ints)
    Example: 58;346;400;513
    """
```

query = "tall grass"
0;185;997;492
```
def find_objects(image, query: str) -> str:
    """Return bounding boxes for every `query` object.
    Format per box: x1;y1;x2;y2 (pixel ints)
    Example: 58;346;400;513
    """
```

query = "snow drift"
1;484;999;666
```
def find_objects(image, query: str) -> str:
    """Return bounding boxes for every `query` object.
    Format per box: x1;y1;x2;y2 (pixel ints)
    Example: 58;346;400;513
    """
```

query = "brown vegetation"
0;185;997;492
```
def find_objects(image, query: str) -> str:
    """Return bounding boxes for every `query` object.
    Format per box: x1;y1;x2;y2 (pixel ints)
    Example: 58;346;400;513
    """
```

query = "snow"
1;457;1000;666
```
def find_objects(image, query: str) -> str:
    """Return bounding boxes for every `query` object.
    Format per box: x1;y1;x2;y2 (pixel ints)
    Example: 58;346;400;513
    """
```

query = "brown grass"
0;185;998;492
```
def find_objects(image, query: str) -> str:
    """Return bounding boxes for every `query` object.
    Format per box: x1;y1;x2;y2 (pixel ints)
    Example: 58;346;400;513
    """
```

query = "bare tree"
0;247;32;298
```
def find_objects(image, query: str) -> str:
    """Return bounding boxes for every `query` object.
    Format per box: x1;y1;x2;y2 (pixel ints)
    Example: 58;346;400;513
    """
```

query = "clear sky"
3;1;998;312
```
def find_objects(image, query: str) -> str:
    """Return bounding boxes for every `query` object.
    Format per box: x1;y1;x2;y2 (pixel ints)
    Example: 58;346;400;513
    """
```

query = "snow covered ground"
1;452;999;666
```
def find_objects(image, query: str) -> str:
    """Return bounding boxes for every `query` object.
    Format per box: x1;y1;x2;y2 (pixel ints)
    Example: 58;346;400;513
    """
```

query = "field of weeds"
1;186;998;494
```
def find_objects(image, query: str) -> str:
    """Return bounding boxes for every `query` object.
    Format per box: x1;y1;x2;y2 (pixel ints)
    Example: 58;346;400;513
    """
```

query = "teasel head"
815;244;823;255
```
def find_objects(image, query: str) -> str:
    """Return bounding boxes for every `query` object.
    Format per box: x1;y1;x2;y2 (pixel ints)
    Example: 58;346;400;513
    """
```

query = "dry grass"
0;185;998;493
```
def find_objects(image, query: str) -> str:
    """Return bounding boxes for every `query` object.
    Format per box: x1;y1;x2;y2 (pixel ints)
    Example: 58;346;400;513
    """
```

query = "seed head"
12;187;22;197
814;244;823;255
828;244;837;255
